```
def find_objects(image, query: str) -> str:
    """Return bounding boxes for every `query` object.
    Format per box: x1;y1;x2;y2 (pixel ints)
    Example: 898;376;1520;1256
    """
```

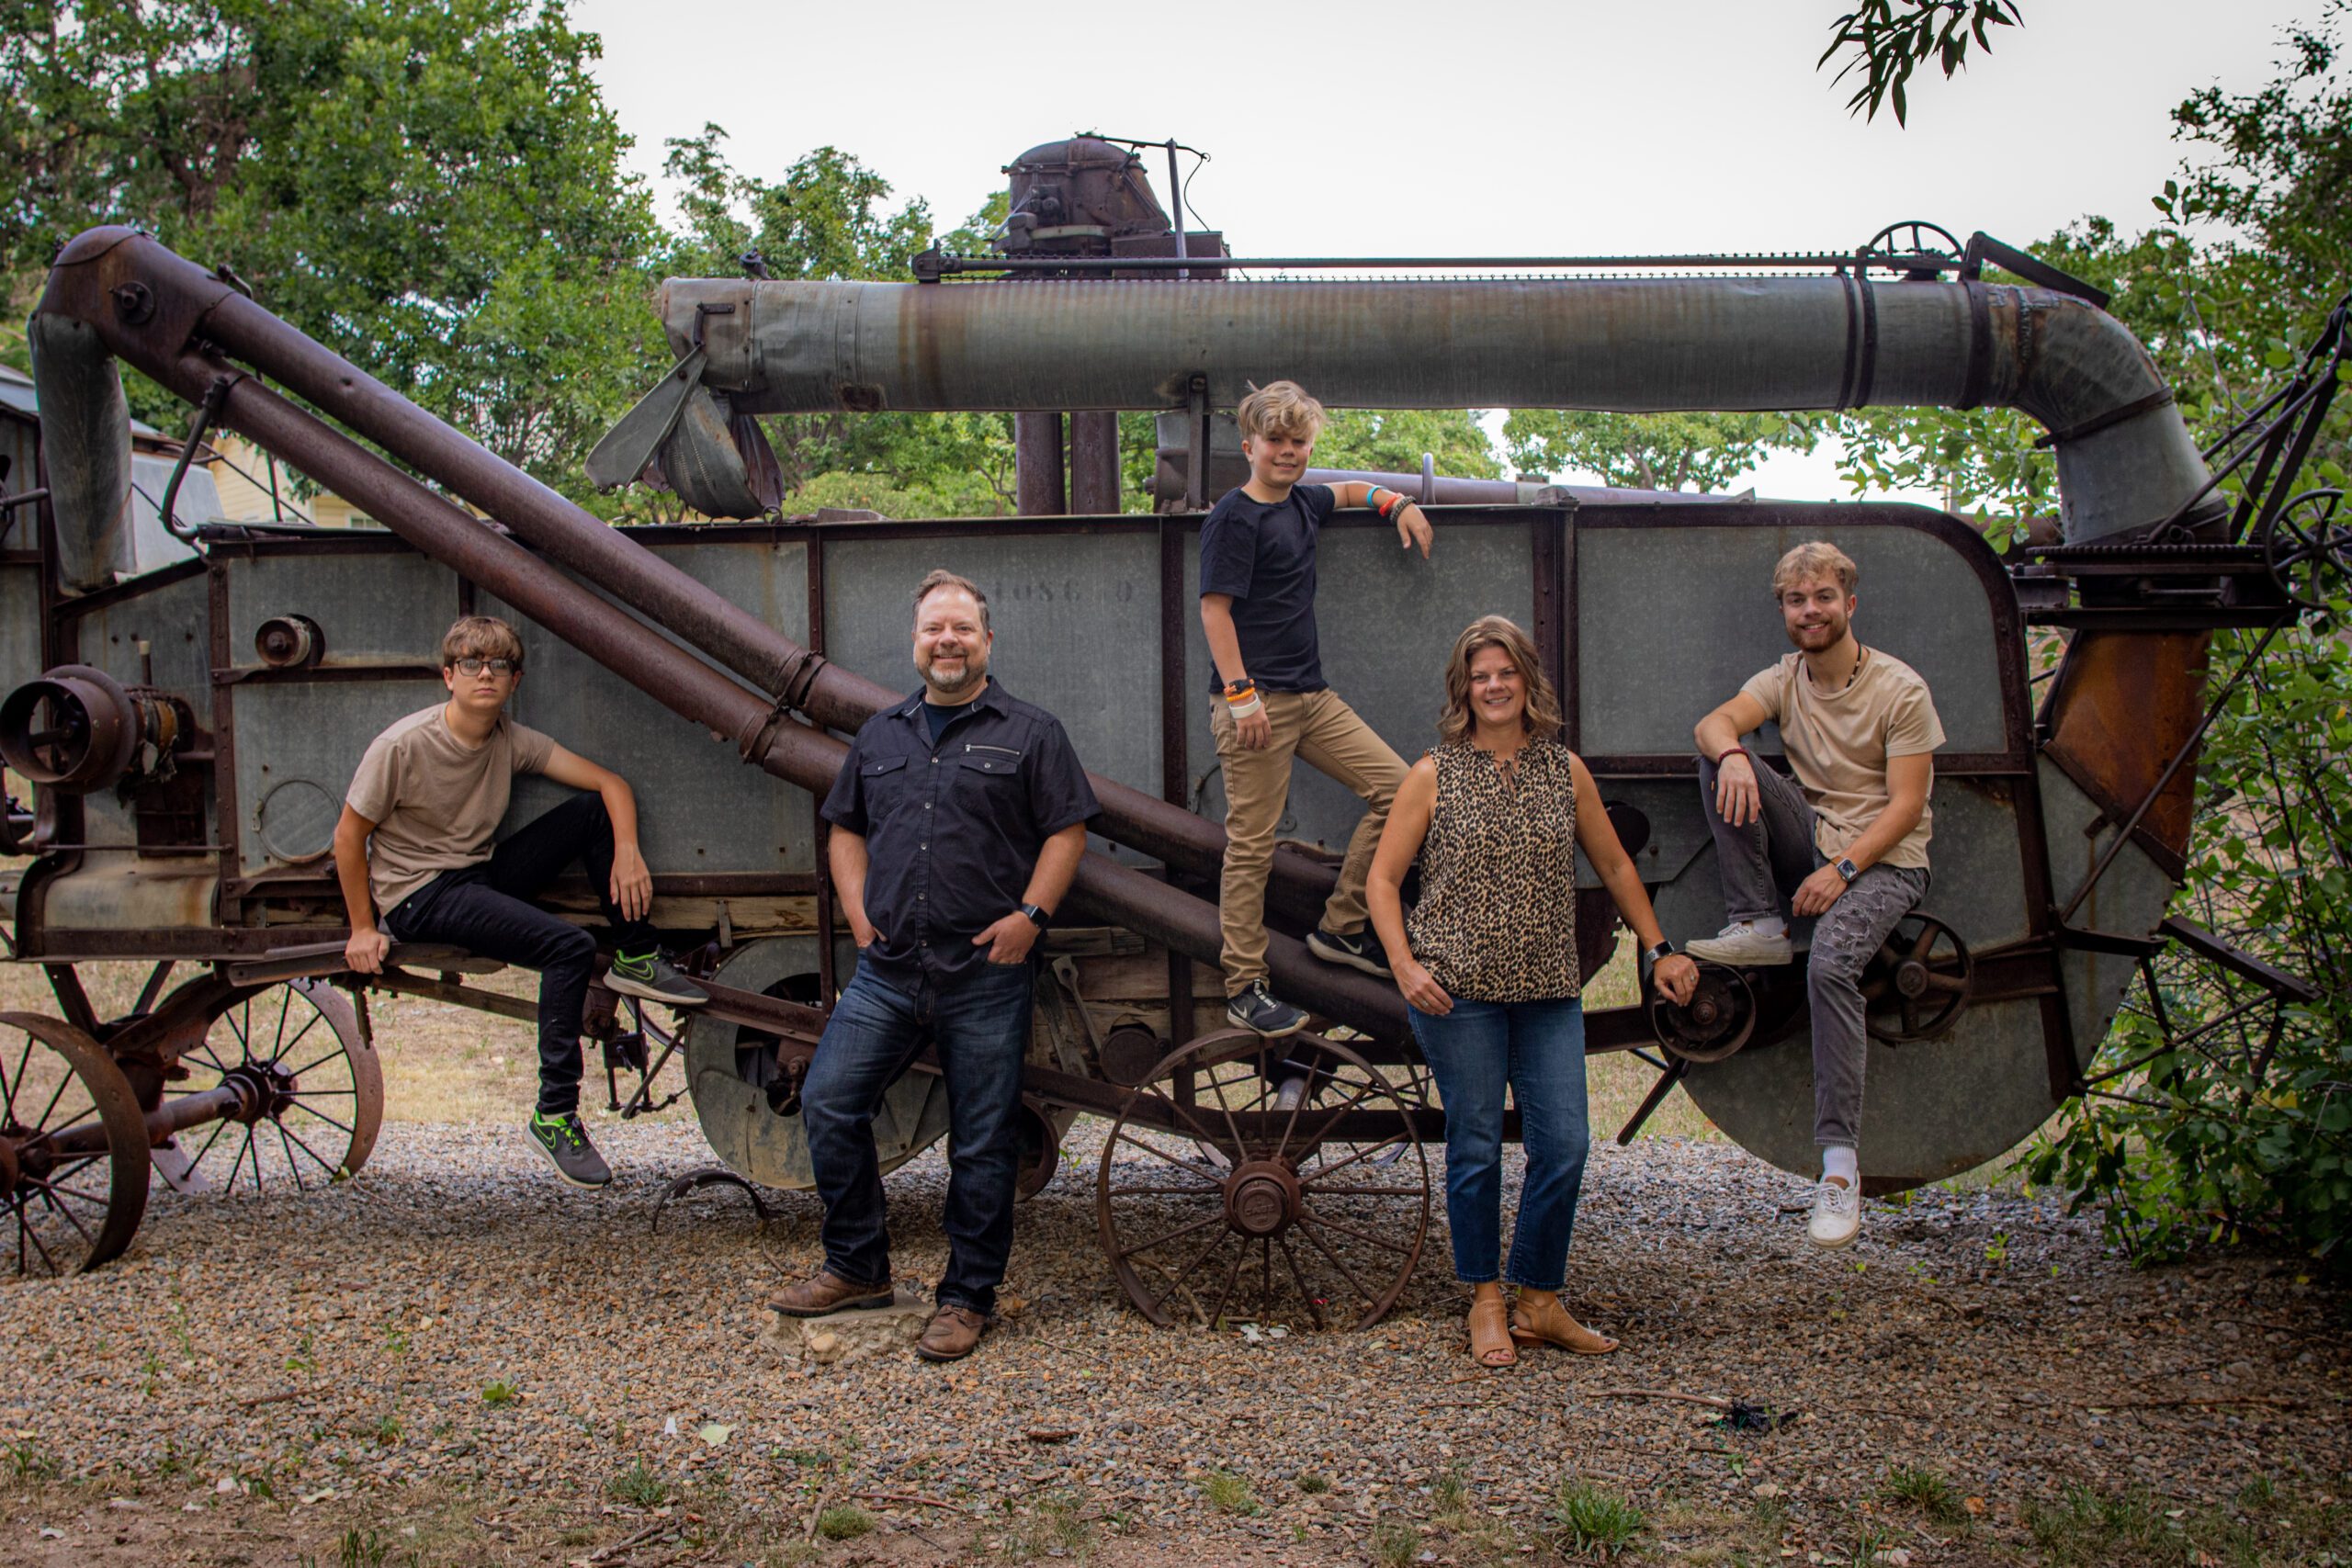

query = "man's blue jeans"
800;957;1034;1315
1408;997;1591;1291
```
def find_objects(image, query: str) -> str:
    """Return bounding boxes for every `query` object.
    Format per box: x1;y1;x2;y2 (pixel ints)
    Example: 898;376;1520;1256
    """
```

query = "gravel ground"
2;1102;2346;1567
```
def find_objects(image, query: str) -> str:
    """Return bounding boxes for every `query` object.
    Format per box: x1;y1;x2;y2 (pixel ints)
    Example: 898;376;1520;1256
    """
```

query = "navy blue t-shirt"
1198;482;1334;694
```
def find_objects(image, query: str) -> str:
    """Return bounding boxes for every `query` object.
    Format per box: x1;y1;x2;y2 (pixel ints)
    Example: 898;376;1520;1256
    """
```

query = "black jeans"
384;793;657;1117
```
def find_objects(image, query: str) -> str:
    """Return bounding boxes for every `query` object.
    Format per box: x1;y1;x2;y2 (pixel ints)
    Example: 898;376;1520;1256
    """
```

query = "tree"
1;0;667;508
1312;409;1501;480
1837;9;2352;1265
1819;0;2024;124
1501;411;1817;494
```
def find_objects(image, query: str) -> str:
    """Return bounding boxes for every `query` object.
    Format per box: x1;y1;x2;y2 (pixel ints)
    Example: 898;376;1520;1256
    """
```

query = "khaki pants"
1209;688;1407;995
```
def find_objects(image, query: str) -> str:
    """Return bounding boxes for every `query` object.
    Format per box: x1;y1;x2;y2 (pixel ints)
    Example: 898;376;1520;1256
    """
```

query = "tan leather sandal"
1466;1294;1517;1368
1509;1293;1620;1356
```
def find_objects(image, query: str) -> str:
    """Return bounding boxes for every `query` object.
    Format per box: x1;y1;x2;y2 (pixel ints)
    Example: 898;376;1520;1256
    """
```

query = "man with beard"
1686;542;1944;1250
767;570;1095;1360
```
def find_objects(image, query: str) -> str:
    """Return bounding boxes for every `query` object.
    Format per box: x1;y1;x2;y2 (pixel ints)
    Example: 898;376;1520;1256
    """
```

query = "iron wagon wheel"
1860;913;1973;1043
158;980;383;1194
1094;1028;1430;1332
0;1012;151;1277
2260;488;2349;611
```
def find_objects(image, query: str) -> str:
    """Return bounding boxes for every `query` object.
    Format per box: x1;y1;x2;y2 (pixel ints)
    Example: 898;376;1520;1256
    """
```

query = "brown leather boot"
914;1303;989;1361
765;1269;893;1318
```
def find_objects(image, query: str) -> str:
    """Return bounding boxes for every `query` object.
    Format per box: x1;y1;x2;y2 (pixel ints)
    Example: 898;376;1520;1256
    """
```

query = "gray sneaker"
1227;981;1306;1039
1684;921;1795;967
526;1111;613;1188
606;951;709;1007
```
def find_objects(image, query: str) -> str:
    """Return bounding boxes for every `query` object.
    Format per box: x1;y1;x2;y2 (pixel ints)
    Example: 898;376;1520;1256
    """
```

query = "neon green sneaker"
526;1110;612;1188
605;950;708;1007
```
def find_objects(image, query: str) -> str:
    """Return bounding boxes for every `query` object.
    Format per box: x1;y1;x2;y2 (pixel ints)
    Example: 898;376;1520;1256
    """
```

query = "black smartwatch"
1642;938;1677;967
1835;857;1860;885
1019;902;1052;932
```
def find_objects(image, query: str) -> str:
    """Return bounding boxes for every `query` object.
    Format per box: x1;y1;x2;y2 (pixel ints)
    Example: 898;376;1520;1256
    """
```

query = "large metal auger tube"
25;228;1341;929
21;232;1408;1041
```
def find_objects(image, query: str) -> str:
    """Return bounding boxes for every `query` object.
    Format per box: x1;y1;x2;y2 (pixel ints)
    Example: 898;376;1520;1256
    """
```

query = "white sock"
1747;915;1787;938
1822;1145;1858;1188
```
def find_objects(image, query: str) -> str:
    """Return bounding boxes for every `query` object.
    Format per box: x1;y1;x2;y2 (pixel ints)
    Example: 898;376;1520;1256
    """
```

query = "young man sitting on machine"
333;615;707;1188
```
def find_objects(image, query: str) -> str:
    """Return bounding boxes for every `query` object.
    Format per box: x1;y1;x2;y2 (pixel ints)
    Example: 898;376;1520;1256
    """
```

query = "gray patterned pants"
1696;755;1928;1150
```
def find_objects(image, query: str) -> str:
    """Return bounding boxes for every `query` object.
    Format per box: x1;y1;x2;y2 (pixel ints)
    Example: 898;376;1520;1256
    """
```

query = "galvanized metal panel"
821;528;1163;799
1183;513;1535;855
226;549;457;663
0;562;39;694
232;679;447;875
73;572;209;695
1577;515;2009;757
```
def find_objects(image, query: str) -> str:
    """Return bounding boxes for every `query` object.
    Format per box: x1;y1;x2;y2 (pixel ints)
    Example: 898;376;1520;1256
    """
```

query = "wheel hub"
1225;1158;1300;1237
220;1060;294;1124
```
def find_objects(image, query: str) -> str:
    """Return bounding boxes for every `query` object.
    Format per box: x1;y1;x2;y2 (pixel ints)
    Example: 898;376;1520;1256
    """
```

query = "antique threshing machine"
3;139;2342;1325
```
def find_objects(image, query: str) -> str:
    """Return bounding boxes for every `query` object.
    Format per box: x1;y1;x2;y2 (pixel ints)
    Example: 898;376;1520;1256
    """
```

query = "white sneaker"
1807;1178;1862;1248
1685;921;1794;966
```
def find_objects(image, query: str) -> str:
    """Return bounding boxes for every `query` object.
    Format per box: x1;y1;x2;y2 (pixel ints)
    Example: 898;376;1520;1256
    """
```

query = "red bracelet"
1714;745;1752;766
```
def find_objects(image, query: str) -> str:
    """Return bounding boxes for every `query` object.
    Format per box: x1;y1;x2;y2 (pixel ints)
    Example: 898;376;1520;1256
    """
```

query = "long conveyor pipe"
23;270;1408;1038
28;229;1341;926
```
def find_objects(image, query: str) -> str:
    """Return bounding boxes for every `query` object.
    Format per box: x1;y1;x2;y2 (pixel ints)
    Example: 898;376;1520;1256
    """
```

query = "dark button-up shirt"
820;680;1098;987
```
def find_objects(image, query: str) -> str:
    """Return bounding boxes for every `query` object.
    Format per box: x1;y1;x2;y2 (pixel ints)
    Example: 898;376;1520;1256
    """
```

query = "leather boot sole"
767;1283;893;1318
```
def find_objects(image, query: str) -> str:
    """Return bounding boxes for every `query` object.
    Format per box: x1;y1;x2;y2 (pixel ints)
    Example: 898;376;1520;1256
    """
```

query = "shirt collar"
895;679;1010;722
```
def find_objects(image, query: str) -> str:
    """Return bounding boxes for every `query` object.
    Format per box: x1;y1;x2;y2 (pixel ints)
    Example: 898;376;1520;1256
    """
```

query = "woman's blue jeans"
1408;996;1590;1291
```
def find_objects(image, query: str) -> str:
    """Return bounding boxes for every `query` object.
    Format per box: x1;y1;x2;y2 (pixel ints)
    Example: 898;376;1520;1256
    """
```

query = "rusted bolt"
111;281;155;323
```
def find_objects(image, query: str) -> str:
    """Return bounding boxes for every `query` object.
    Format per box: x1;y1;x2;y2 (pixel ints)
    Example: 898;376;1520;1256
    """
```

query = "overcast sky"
570;0;2318;500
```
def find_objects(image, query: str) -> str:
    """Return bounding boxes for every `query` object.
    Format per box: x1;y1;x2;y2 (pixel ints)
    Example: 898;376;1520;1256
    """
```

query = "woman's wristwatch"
1642;938;1677;967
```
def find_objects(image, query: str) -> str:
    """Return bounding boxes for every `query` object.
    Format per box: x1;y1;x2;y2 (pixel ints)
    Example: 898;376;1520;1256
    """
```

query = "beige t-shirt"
1739;647;1944;869
345;705;556;914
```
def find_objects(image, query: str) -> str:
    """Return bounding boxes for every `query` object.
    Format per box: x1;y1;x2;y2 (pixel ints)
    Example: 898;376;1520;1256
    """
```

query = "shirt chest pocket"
859;754;910;818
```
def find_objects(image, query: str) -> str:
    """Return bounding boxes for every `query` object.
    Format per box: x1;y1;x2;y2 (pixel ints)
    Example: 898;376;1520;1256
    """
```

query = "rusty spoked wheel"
1095;1028;1430;1332
1861;913;1973;1043
161;980;383;1193
0;1013;151;1278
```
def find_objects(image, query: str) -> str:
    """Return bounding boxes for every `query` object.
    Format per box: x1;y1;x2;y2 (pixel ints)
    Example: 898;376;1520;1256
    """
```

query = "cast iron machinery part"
253;614;326;669
2260;488;2349;611
0;1012;151;1276
1095;1028;1430;1331
1648;960;1758;1065
0;663;141;791
153;980;383;1195
1860;913;1974;1044
650;1167;775;1236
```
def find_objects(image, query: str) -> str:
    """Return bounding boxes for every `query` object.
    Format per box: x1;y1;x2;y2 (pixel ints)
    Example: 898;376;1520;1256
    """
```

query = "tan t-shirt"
345;705;556;914
1739;647;1944;869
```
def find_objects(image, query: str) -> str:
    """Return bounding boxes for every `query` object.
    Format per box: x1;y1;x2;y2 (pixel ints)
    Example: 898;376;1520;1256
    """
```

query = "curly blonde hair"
1237;380;1326;443
1436;616;1563;747
1771;541;1858;598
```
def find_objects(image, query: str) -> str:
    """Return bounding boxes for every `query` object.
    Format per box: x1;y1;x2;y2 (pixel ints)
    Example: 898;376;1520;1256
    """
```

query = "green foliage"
813;1504;872;1541
1368;1517;1419;1568
1881;1463;1968;1525
1819;0;2024;125
1504;410;1816;494
1200;1469;1260;1516
606;1457;668;1507
1846;13;2352;1265
1554;1478;1645;1556
479;1379;517;1406
1314;409;1501;480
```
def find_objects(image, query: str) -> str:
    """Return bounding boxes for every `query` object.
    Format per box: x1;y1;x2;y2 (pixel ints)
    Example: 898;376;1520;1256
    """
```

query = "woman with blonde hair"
1368;615;1698;1368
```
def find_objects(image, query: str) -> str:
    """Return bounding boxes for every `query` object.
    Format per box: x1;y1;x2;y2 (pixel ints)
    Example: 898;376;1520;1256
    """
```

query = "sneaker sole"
769;1290;895;1319
605;974;710;1007
1807;1222;1860;1249
1227;1005;1306;1040
1684;942;1795;967
524;1127;611;1190
1304;933;1393;978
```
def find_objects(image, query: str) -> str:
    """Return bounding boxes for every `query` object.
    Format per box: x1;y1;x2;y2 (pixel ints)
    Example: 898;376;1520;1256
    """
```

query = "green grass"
1370;1517;1420;1568
814;1503;872;1541
2024;1483;2181;1565
479;1380;517;1406
1296;1471;1332;1495
605;1458;668;1509
1200;1469;1260;1516
1004;1492;1093;1561
1880;1462;1969;1525
1555;1478;1645;1558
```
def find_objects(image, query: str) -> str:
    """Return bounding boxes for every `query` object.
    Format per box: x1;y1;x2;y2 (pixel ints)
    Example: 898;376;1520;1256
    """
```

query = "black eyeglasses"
453;657;518;676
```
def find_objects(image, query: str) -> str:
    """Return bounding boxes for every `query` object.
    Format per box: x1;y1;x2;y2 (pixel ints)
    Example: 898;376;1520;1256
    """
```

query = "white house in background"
202;431;378;530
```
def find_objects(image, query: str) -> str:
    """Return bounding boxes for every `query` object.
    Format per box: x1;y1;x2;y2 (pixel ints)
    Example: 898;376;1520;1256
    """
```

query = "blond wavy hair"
1237;379;1326;443
1437;616;1564;747
1771;540;1859;597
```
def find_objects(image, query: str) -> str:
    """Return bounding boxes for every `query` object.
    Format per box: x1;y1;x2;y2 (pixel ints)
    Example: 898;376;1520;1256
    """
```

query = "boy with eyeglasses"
333;615;707;1187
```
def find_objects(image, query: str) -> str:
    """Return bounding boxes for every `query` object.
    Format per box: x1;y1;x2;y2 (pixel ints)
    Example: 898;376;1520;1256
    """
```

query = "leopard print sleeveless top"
1405;739;1581;1002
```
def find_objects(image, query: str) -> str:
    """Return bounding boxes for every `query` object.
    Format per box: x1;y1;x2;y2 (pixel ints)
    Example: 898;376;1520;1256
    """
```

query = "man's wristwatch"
1643;938;1677;967
1835;857;1860;885
1019;902;1052;932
